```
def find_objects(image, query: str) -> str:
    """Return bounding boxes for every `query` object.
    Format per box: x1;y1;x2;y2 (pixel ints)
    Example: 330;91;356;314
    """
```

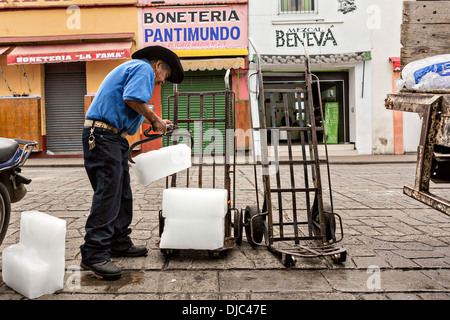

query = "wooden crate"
401;0;450;68
0;96;42;150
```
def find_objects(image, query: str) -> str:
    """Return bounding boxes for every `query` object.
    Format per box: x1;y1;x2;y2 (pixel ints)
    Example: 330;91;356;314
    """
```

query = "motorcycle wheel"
0;183;11;246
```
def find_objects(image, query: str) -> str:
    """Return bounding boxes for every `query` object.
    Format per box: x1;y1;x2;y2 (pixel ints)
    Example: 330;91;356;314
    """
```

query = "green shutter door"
161;71;230;154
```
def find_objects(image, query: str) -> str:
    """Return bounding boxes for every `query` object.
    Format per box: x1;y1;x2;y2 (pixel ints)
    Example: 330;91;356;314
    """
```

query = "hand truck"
245;39;347;266
156;70;243;257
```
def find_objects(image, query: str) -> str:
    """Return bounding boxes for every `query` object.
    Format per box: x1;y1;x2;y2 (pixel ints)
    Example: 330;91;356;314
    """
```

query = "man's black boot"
111;245;148;257
80;261;122;280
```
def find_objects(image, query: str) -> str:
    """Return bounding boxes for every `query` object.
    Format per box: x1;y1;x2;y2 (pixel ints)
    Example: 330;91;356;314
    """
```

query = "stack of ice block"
159;188;228;250
132;144;191;185
2;211;66;299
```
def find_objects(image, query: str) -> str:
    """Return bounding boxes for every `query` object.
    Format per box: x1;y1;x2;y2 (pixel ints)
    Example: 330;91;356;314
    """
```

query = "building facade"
0;0;140;155
137;0;250;152
247;0;421;155
0;0;250;156
0;0;419;156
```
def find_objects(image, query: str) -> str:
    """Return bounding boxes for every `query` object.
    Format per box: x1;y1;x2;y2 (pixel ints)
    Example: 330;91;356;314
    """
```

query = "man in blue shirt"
81;46;184;279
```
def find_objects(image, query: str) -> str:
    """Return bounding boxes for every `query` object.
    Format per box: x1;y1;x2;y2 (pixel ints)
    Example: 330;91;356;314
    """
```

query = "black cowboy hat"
132;45;184;84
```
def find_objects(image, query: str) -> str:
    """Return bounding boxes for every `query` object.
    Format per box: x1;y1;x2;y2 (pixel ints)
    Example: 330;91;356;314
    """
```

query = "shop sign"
275;25;338;48
7;47;130;65
323;102;339;144
139;4;248;53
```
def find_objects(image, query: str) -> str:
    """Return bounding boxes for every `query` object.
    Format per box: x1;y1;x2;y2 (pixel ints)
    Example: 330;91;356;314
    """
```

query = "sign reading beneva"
138;5;248;55
275;26;338;48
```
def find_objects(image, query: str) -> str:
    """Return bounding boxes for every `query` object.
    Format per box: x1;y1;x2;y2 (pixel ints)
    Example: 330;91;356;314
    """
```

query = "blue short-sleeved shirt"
86;58;155;135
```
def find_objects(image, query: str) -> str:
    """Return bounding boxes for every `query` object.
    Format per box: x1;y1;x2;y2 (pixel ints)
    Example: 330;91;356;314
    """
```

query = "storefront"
0;0;139;156
137;0;250;152
260;69;352;144
248;0;405;155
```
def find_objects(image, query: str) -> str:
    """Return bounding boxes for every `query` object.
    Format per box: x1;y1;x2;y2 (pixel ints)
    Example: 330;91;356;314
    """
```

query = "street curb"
24;155;418;168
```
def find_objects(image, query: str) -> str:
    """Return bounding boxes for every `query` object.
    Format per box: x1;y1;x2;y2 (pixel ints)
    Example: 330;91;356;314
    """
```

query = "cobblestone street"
1;158;450;301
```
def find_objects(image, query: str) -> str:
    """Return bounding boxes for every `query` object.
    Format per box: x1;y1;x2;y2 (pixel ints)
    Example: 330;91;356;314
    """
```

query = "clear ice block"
1;211;66;299
162;188;227;219
133;144;192;185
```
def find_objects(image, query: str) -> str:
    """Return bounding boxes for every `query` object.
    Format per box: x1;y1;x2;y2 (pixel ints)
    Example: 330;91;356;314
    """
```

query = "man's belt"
84;119;128;138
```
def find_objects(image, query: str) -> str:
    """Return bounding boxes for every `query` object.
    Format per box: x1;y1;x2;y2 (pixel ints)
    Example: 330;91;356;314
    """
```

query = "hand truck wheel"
312;202;337;244
161;249;180;256
324;206;337;243
234;209;243;245
244;205;264;247
284;254;296;267
332;251;347;263
158;210;165;237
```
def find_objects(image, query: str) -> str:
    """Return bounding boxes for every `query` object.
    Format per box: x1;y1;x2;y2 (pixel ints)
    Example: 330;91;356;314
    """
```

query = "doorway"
262;71;349;144
44;62;86;153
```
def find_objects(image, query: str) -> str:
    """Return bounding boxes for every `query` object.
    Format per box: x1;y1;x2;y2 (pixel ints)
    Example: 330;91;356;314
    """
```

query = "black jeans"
80;127;133;265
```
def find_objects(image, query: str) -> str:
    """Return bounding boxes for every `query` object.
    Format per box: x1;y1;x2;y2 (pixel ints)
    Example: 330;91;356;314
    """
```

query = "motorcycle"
0;138;37;246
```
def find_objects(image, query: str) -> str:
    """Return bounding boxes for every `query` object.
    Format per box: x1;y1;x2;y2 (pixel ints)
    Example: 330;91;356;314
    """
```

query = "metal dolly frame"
386;90;450;215
158;70;243;257
246;40;347;266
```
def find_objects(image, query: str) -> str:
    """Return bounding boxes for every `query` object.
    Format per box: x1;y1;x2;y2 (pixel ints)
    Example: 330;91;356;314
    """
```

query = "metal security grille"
44;63;86;153
279;0;316;14
161;71;230;153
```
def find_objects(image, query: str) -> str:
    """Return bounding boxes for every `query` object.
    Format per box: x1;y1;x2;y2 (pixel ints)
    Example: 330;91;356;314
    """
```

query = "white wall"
248;0;411;155
350;62;373;154
249;0;371;56
369;0;403;154
368;0;421;154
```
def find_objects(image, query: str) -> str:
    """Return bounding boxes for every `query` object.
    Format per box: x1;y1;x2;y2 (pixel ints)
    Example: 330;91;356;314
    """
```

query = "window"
279;0;317;14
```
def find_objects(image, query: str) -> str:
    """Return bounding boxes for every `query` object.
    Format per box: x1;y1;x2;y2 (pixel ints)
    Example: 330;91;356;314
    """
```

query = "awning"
0;46;10;55
181;57;245;71
7;42;132;65
390;57;401;71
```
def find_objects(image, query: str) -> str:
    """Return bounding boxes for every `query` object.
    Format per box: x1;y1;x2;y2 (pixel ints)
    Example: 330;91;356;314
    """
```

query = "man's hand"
151;118;172;135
